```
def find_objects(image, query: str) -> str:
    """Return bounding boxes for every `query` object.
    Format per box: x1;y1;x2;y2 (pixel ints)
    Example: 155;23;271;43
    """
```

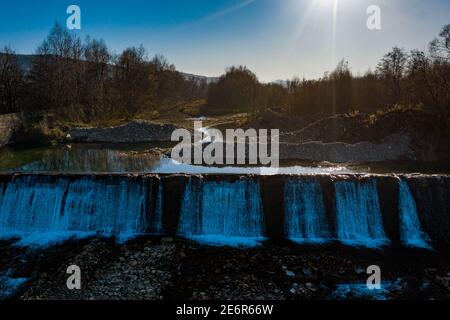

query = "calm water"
0;144;448;175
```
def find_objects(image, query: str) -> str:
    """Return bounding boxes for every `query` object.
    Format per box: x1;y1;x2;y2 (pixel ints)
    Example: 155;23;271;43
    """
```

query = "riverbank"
1;105;449;164
1;237;449;300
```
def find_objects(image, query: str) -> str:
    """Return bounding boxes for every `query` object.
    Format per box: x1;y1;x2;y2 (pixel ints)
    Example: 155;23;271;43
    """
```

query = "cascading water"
0;174;440;249
284;179;331;243
148;183;164;234
0;176;161;246
334;179;388;247
398;180;431;248
177;178;266;246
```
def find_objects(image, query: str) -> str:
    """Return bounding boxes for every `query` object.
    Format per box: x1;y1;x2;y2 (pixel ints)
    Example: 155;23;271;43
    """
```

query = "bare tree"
377;47;408;103
83;37;111;119
430;24;450;60
0;46;24;114
113;46;156;117
29;22;84;111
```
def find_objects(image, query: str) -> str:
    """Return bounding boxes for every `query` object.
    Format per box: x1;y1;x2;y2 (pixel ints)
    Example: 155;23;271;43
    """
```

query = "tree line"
0;23;208;121
1;23;449;121
206;24;450;117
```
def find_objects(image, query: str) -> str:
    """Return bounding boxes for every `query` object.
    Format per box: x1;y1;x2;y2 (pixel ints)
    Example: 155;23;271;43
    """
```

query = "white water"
0;175;435;249
398;180;431;248
177;178;266;247
334;180;389;247
284;179;330;243
0;176;159;246
153;158;354;175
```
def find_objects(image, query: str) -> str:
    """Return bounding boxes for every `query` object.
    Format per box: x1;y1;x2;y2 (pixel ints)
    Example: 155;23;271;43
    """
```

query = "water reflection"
0;144;161;173
1;144;446;174
0;144;355;174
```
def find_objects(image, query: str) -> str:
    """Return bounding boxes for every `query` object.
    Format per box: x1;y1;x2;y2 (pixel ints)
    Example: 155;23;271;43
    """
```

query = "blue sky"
0;0;449;81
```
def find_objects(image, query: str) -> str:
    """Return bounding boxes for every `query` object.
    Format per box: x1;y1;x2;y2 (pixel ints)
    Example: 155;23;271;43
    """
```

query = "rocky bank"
1;237;449;301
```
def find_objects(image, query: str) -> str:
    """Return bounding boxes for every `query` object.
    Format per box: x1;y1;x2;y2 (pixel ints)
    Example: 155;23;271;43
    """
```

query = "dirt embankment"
251;108;450;162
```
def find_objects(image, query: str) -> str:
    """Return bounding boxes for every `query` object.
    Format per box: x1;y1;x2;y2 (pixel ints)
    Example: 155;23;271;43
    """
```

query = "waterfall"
0;176;161;246
178;178;265;246
334;179;388;247
398;180;431;248
0;174;441;248
148;183;164;234
284;179;330;243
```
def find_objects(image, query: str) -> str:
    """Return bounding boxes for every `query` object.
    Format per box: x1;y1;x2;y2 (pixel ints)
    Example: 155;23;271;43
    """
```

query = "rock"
354;267;365;275
289;283;306;295
302;267;314;278
338;269;347;275
161;237;174;243
285;270;295;277
306;282;317;292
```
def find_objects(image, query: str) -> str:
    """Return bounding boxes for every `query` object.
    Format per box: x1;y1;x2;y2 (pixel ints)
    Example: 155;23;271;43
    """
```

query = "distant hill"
272;80;288;87
179;72;219;85
2;53;219;84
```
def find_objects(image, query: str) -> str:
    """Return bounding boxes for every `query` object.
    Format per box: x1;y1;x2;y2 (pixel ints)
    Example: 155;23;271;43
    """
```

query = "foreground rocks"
1;237;449;300
68;120;179;143
17;238;182;300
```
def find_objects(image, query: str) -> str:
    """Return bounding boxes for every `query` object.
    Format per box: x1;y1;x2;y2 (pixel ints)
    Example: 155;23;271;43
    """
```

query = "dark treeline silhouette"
1;23;449;121
0;23;207;121
206;24;450;117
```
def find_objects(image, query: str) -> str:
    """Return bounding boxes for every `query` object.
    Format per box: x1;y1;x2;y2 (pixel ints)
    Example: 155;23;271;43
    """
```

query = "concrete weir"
0;173;448;248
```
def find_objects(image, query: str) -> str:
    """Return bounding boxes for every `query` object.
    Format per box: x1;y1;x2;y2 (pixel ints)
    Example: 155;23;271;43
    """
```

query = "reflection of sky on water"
0;145;356;175
154;158;354;175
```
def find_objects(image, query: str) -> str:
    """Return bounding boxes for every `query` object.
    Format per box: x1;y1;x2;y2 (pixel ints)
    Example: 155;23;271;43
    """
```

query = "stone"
354;267;365;275
161;237;174;243
285;270;295;277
